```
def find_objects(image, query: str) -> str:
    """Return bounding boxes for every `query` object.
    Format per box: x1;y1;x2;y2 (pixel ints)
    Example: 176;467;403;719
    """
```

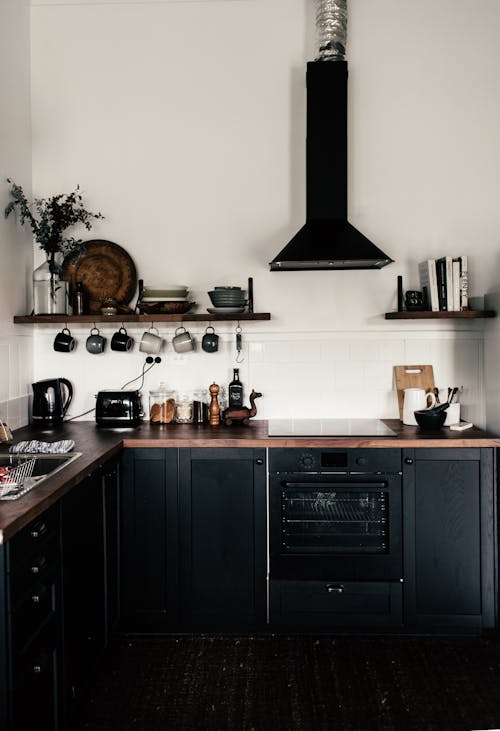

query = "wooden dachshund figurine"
223;389;262;426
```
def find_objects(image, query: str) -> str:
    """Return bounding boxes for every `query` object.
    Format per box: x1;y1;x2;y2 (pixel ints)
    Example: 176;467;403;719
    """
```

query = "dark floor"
75;634;500;731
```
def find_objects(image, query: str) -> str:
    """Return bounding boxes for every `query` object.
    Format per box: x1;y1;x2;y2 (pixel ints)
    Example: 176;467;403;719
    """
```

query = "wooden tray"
394;365;435;420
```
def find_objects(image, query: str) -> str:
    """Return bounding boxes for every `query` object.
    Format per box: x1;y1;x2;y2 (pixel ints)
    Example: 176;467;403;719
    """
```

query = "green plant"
4;179;104;258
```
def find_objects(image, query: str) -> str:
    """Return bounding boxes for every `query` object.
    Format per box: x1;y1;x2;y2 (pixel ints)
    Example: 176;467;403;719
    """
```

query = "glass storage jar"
175;393;193;424
149;383;176;424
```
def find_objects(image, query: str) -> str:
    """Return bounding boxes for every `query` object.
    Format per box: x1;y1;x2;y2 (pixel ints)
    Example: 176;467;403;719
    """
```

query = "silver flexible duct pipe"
316;0;347;61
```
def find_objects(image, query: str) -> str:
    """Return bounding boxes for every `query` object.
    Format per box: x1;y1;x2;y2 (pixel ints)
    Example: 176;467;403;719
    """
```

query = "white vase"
33;256;68;315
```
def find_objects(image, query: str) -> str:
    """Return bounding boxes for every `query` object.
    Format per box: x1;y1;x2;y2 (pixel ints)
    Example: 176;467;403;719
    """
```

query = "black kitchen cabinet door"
403;448;496;631
61;470;106;719
102;459;120;643
119;448;179;631
178;448;266;630
1;505;62;731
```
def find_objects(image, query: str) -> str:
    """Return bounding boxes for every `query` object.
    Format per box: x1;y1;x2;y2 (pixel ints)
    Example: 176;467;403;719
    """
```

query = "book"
444;256;453;311
452;258;461;311
418;259;439;311
436;257;448;310
459;255;468;310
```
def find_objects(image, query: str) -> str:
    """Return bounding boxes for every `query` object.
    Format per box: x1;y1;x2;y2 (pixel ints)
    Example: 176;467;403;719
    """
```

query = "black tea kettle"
32;378;73;426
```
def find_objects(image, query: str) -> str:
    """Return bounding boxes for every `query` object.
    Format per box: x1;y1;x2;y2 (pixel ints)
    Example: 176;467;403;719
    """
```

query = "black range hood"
270;60;393;271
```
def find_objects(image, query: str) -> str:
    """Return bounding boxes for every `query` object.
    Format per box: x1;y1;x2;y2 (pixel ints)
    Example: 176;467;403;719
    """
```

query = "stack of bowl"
207;287;246;314
138;285;195;315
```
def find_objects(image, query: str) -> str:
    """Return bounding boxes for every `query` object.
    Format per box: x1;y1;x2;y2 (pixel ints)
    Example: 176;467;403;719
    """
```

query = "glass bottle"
228;369;243;408
72;281;86;315
33;257;68;315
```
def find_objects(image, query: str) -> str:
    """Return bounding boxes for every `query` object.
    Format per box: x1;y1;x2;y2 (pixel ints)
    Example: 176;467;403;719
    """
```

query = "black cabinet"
119;448;179;631
403;448;496;631
119;448;267;632
179;448;267;630
61;469;107;719
0;506;62;731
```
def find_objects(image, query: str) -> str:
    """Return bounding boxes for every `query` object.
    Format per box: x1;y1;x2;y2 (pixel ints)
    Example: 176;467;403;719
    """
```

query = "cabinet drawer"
270;580;403;629
11;574;58;653
12;617;60;731
9;537;59;606
8;507;59;569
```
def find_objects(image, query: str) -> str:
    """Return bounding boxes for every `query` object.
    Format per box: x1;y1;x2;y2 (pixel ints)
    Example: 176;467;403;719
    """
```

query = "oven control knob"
298;454;315;470
355;456;368;466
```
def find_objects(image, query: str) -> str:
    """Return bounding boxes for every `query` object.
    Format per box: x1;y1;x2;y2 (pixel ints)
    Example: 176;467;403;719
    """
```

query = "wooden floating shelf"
385;310;495;320
14;313;271;324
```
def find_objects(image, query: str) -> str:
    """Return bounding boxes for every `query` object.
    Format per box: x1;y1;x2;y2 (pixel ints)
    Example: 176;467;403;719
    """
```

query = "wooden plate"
62;240;137;314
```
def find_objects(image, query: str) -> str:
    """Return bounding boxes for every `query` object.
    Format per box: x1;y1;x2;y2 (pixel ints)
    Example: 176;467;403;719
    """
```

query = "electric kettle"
32;378;73;426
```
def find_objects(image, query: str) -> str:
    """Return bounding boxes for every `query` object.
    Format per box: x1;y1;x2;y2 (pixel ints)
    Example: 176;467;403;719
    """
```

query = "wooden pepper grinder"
209;382;220;426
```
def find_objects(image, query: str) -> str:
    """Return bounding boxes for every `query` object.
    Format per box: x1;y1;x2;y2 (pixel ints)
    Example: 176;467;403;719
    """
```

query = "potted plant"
4;179;104;314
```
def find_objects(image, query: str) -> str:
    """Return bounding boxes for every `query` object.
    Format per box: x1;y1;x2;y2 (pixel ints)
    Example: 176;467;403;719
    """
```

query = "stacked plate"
207;287;246;314
139;285;195;314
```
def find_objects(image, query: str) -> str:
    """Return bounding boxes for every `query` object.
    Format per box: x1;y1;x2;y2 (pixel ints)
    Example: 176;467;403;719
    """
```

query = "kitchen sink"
0;451;82;500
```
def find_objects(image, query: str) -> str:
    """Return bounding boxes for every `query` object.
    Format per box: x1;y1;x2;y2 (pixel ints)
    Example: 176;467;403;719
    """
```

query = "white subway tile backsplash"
320;340;350;362
0;344;9;401
26;327;485;423
378;340;406;363
364;362;393;391
334;361;365;390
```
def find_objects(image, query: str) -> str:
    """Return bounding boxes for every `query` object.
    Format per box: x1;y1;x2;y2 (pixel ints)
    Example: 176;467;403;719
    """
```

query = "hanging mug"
202;326;219;353
139;327;163;354
111;326;134;352
53;327;76;353
86;327;106;354
172;326;195;353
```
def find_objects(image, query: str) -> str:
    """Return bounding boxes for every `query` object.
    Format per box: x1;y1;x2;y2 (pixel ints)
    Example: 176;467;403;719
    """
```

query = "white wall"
27;0;500;425
0;0;33;429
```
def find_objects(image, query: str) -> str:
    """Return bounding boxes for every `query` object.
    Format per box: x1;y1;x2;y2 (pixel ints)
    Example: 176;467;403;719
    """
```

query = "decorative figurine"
223;389;262;426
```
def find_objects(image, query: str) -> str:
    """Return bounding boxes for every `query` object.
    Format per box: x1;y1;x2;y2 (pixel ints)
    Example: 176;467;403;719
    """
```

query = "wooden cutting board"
394;365;435;420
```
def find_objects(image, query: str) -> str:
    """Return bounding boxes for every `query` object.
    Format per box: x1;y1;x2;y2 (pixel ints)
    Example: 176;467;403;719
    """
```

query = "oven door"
269;473;402;581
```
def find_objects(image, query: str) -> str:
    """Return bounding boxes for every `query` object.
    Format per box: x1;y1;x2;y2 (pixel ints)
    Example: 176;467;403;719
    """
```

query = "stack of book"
418;256;468;312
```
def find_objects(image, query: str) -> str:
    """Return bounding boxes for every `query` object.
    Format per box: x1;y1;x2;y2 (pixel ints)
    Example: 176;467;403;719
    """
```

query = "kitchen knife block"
394;365;435;420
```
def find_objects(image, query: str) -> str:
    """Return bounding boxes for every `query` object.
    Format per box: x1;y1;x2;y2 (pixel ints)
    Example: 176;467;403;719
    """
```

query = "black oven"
269;449;403;581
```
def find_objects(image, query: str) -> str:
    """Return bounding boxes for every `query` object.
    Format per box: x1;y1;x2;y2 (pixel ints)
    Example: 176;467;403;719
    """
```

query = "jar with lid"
175;393;194;424
149;383;176;424
192;388;208;424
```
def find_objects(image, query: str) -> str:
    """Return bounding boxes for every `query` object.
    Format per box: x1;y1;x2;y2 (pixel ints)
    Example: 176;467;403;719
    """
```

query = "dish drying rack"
0;458;38;500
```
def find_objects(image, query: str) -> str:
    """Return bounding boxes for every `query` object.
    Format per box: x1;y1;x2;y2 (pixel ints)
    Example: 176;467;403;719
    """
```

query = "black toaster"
95;390;143;428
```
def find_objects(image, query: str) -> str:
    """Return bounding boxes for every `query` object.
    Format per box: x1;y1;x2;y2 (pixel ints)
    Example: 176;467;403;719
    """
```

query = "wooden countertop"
1;419;499;543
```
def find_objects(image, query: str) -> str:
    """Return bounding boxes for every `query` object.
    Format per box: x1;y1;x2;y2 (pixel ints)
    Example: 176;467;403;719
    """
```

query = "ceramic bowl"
414;408;447;430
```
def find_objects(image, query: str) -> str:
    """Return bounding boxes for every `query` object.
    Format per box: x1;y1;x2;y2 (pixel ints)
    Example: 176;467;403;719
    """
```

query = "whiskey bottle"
228;368;243;408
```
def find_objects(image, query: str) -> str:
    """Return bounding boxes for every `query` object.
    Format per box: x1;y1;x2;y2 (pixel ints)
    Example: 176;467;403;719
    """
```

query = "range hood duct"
270;0;393;271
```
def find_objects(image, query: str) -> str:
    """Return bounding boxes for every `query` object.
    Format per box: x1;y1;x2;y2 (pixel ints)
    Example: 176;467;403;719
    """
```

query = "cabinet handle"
30;521;48;540
30;556;47;575
404;457;414;465
326;584;344;594
255;458;264;465
31;586;47;604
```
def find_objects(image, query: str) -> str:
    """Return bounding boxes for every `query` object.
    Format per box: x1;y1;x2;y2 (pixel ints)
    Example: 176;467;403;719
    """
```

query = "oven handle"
281;481;388;489
326;584;345;594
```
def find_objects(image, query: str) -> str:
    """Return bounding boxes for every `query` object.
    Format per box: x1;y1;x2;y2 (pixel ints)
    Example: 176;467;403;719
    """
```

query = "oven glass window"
281;486;389;554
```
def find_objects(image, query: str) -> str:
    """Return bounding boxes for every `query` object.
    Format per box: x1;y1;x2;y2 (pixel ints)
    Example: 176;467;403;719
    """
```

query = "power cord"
65;357;162;422
121;356;162;391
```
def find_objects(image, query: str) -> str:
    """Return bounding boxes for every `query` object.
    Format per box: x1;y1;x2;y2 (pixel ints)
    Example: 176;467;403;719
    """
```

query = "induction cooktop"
267;418;396;437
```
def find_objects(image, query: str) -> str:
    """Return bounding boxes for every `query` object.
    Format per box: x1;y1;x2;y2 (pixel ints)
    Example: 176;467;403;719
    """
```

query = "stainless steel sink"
0;452;82;500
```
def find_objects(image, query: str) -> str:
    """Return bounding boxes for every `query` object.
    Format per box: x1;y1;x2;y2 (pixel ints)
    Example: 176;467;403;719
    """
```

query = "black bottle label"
229;384;243;408
228;369;243;408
